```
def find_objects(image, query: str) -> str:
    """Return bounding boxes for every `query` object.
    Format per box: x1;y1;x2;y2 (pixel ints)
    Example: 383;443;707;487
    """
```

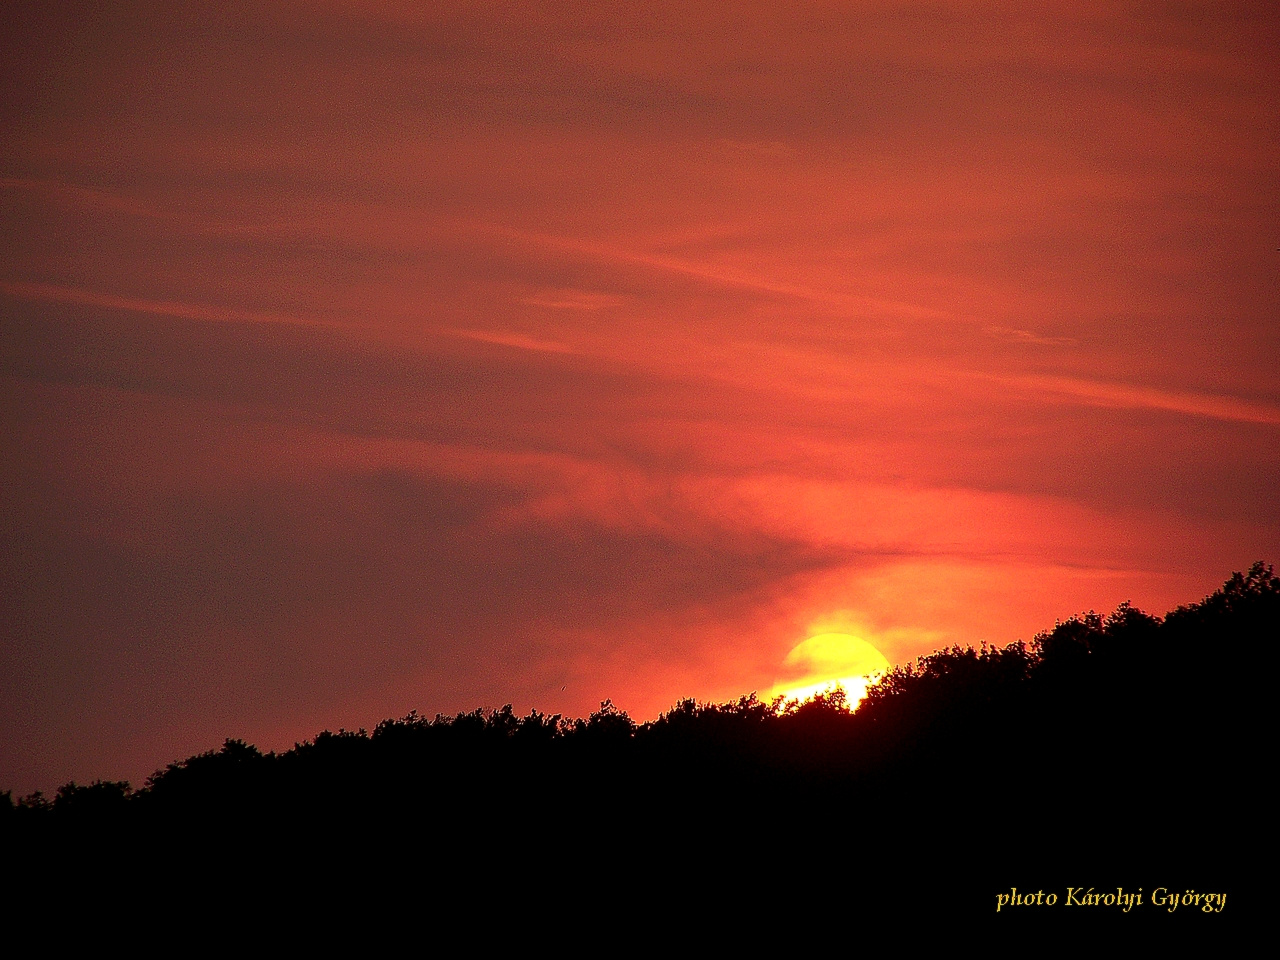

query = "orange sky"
2;1;1277;795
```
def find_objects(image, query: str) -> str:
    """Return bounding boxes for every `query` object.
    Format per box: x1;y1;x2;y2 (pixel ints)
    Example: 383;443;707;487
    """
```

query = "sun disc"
770;632;891;709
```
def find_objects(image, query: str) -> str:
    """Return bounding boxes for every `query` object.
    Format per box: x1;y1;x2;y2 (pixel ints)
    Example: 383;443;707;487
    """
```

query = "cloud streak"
989;372;1280;427
0;281;328;329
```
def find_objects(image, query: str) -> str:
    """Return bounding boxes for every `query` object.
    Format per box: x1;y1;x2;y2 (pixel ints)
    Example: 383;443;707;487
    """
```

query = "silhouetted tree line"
5;564;1271;933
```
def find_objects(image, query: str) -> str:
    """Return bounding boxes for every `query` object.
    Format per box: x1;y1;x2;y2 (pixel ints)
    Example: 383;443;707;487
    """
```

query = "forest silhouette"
5;564;1270;935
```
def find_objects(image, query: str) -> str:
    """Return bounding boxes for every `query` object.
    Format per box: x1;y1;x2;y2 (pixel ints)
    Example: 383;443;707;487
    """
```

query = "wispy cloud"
985;325;1078;347
444;328;579;355
454;220;962;323
518;289;623;311
1;176;167;221
988;372;1280;427
0;281;328;329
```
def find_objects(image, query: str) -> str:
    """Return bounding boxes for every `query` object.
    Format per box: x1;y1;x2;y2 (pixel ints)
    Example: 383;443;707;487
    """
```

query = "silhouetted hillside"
6;564;1270;939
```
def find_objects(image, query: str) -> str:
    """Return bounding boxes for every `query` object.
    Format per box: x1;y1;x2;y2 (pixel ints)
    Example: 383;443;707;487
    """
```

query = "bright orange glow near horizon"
768;632;891;710
2;1;1277;796
771;676;880;712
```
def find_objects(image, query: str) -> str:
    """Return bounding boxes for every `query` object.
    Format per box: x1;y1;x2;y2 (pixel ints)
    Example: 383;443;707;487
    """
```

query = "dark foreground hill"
5;564;1272;942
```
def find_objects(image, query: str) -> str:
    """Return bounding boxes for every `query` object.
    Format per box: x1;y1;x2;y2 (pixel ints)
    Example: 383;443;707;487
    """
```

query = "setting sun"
769;632;891;709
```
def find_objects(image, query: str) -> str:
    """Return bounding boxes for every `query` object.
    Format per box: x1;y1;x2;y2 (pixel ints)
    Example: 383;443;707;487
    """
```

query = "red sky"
3;1;1277;795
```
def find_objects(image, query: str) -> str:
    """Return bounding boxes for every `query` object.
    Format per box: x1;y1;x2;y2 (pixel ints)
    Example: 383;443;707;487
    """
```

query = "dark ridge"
5;563;1271;941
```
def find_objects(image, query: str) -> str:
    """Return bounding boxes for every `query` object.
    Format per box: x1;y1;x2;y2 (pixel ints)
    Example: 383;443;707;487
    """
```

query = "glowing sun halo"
770;632;891;710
